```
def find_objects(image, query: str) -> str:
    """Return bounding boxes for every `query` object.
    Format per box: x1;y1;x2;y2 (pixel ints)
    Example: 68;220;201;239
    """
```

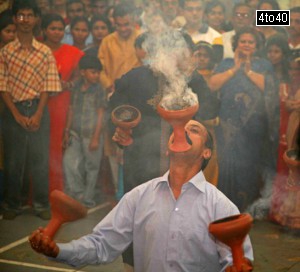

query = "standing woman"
84;15;112;58
209;27;279;211
70;16;90;50
42;13;84;192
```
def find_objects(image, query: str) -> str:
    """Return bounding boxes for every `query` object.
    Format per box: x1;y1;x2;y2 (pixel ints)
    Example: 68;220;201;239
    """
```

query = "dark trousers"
2;100;50;213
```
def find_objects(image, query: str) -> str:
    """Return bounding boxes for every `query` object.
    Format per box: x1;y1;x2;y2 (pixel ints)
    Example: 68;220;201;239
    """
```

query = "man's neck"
168;157;200;199
17;32;33;48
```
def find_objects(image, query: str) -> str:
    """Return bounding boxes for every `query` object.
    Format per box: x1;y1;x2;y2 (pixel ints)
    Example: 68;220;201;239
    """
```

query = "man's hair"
233;3;254;16
79;55;102;71
66;0;85;10
113;3;134;18
205;0;226;14
291;6;300;14
201;127;213;171
12;0;41;16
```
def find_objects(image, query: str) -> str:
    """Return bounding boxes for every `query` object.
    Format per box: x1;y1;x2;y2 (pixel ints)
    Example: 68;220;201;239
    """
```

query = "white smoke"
142;9;198;110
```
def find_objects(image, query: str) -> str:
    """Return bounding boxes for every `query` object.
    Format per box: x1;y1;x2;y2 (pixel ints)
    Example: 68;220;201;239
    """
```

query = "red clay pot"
209;213;253;271
157;103;199;152
44;190;87;238
111;105;142;146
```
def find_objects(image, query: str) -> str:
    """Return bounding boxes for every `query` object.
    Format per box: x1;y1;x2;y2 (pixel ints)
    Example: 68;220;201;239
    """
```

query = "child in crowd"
0;9;16;48
70;16;90;50
63;55;106;208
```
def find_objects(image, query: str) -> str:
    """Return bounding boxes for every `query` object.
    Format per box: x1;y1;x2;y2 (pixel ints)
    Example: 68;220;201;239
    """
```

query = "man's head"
12;0;40;34
66;0;85;21
231;3;254;31
91;0;108;16
160;0;180;24
287;7;300;40
79;55;102;84
113;3;135;40
169;120;212;171
183;0;204;28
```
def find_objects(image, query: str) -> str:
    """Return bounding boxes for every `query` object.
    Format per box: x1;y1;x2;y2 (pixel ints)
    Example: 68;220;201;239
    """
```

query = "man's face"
92;0;107;16
287;12;300;39
67;3;85;21
168;120;211;163
161;0;179;22
13;9;38;34
114;15;134;40
231;6;253;30
184;1;203;27
206;5;225;31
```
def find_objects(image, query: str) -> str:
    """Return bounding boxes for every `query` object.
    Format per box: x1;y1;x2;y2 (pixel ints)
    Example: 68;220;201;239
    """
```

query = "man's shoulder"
1;39;19;54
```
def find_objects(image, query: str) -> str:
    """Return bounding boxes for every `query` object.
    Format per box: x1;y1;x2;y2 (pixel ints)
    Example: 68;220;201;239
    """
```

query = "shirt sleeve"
98;39;113;89
43;51;62;93
56;192;136;267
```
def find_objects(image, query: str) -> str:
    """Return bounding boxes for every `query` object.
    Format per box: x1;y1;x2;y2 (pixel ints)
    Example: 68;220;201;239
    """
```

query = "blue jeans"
63;131;103;205
2;100;50;213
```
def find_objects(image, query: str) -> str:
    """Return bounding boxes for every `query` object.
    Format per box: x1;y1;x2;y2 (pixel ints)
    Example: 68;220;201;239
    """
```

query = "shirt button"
175;207;179;211
171;234;175;239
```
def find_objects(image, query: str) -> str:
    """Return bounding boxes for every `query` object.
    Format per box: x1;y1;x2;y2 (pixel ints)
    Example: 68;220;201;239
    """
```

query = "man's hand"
29;227;59;258
27;112;42;131
13;112;30;130
89;137;99;151
112;127;133;146
225;259;253;272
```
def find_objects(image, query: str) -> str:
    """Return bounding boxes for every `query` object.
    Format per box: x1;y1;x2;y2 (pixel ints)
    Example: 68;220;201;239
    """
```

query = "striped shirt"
0;38;61;102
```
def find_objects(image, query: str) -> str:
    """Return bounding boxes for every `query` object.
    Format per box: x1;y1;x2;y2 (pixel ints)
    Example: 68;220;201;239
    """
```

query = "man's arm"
28;192;136;266
89;107;105;151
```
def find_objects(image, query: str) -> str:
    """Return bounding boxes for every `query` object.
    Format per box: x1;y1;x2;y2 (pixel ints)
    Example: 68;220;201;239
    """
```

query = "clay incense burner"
43;190;87;238
209;213;253;271
157;103;199;152
111;105;142;146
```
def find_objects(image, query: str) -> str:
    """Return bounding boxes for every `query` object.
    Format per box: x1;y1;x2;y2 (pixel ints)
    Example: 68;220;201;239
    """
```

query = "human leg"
63;132;85;201
82;136;104;206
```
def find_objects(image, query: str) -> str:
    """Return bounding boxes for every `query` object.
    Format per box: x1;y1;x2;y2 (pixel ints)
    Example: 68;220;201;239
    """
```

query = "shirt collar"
154;170;207;193
13;37;40;50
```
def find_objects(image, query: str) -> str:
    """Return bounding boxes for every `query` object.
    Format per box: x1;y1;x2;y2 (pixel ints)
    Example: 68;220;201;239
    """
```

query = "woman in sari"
42;13;84;192
209;27;279;211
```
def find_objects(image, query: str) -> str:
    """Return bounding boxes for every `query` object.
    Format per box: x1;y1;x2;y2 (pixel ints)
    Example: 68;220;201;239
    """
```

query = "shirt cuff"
56;243;74;262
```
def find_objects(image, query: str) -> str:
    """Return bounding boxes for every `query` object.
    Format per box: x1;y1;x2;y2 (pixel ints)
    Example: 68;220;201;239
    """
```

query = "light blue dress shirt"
56;171;253;271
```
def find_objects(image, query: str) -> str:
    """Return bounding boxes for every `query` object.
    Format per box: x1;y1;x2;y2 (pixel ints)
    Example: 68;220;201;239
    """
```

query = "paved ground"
0;193;300;272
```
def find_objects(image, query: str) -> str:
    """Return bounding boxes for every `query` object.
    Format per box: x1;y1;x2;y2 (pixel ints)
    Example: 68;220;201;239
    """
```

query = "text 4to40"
256;10;290;26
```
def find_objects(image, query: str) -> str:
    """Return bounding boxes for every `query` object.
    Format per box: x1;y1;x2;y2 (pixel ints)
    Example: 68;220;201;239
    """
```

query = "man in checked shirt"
0;0;61;220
